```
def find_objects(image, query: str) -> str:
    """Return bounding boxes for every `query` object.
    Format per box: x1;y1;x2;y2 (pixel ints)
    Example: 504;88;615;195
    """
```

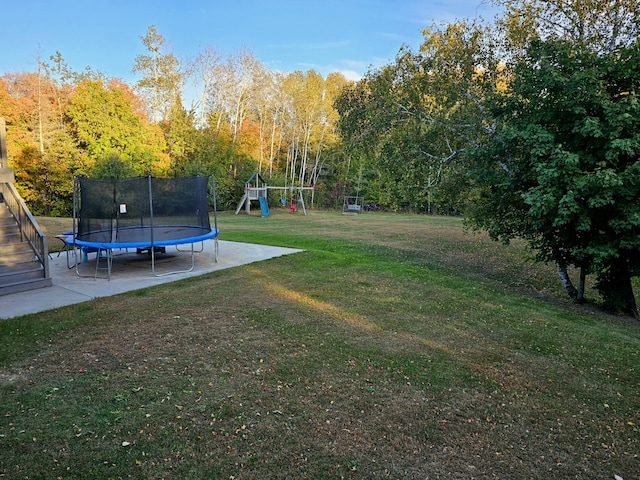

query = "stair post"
0;117;15;183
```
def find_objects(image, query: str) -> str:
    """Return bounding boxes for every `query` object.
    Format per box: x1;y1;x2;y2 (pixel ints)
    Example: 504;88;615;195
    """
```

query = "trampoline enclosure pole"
147;175;154;247
148;176;157;273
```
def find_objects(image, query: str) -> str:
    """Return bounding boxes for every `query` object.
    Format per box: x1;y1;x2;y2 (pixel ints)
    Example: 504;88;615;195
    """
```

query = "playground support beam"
266;186;314;215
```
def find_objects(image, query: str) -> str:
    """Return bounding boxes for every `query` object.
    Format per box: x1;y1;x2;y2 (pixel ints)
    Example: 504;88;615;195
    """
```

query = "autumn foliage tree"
1;17;353;213
65;79;168;176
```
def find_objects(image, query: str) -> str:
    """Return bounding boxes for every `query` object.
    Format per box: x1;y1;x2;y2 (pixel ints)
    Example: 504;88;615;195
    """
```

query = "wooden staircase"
0;197;52;296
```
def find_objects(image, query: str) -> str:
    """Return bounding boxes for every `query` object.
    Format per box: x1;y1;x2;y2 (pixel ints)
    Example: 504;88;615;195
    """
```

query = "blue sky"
3;0;500;82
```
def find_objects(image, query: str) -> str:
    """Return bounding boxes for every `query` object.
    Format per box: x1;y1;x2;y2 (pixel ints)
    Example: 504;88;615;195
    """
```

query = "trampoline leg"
151;243;196;277
65;244;80;269
94;248;113;280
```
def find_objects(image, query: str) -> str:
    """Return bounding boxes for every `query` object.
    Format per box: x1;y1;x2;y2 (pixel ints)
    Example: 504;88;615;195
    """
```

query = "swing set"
235;172;314;216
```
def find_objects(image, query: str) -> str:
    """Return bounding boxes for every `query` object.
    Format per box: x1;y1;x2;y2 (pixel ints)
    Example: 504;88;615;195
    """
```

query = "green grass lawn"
2;210;639;479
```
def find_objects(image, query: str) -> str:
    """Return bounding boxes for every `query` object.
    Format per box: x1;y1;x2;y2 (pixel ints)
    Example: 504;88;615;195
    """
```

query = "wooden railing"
0;182;49;279
0;117;7;169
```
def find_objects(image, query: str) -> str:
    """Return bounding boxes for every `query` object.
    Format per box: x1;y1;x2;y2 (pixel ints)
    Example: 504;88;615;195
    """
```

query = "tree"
281;70;329;187
335;20;500;212
308;72;348;201
187;45;222;128
40;51;102;130
133;25;183;122
11;142;72;216
1;72;78;213
90;152;137;179
2;73;56;155
467;39;640;316
225;49;263;143
0;77;22;160
65;80;167;175
493;0;640;54
162;94;198;174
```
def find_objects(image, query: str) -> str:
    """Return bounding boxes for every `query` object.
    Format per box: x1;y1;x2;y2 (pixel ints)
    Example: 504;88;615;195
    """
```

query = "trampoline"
68;175;219;279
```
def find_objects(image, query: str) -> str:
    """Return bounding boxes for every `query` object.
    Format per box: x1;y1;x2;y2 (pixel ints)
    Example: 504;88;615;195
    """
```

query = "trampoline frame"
69;175;219;280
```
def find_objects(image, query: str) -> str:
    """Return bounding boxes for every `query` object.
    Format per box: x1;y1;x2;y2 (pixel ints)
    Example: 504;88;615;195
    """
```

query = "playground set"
234;173;367;216
235;173;314;216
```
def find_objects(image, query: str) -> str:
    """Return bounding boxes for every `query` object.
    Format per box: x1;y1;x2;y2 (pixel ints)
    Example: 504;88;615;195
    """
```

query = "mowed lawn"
1;210;639;479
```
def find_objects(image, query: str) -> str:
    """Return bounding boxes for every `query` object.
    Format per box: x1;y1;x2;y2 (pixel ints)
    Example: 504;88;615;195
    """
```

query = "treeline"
335;1;640;219
3;2;640;314
335;0;640;316
0;26;351;215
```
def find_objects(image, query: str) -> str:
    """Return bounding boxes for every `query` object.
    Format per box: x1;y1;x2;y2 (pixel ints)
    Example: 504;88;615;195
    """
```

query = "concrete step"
0;276;52;297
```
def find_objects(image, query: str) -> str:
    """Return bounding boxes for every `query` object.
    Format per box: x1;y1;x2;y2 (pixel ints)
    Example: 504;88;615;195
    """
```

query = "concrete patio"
1;240;302;319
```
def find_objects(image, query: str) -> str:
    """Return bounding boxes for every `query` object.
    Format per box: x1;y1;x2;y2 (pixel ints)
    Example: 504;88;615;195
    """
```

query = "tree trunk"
556;262;578;300
596;258;638;318
577;266;586;303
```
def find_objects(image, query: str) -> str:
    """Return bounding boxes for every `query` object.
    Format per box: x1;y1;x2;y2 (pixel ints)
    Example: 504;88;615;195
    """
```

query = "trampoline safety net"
75;176;213;245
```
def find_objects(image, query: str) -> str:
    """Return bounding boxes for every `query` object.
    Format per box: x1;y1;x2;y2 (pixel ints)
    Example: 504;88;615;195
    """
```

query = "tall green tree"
467;39;640;316
133;25;183;122
162;95;197;175
464;0;640;316
90;152;137;179
335;20;500;212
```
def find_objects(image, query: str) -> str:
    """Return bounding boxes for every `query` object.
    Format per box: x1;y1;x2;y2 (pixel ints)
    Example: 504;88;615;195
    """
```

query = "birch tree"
133;25;183;122
251;70;285;176
188;45;222;129
223;50;263;142
282;70;326;186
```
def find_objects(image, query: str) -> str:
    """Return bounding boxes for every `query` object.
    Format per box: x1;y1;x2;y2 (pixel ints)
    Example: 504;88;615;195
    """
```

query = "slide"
235;192;248;215
258;197;270;217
